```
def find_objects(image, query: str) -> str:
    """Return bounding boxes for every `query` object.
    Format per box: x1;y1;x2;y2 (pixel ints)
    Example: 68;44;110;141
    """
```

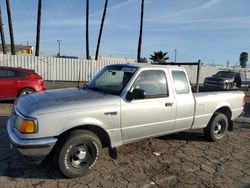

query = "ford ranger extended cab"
7;64;245;177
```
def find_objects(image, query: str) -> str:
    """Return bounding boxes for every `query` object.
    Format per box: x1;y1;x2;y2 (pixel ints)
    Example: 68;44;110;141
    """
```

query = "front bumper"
203;82;224;89
7;118;57;161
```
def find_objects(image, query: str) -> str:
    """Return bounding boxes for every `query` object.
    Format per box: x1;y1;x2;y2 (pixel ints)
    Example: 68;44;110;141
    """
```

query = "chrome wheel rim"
69;144;92;169
214;120;225;137
20;90;33;95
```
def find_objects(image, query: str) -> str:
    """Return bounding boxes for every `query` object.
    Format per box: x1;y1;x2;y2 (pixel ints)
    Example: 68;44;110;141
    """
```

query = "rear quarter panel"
192;91;244;129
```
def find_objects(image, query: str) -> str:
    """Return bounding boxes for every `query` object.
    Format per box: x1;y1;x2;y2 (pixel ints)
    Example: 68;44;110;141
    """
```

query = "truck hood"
15;88;120;116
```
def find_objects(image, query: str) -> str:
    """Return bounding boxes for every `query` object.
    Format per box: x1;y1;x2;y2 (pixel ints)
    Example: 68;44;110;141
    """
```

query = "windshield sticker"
122;67;136;73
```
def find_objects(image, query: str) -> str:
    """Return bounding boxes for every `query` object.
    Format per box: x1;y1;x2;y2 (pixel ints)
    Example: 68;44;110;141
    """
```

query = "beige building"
0;44;33;54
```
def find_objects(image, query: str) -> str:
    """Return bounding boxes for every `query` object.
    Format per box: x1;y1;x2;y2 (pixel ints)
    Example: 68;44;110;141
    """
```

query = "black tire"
227;83;234;90
204;112;228;141
56;130;101;178
18;88;35;96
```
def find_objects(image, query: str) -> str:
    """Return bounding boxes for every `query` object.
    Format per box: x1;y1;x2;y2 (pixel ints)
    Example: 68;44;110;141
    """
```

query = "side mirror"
127;88;145;100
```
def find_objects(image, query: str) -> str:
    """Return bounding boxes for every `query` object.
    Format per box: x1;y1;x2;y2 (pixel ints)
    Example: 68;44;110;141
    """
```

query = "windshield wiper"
86;86;107;95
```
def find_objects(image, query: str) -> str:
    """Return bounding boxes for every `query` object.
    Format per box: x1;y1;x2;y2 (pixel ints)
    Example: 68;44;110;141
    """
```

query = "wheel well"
58;125;111;148
215;107;233;131
17;87;35;97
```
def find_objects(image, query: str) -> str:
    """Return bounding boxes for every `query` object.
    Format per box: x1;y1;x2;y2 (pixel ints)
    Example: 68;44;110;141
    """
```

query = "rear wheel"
204;112;228;141
18;88;35;96
56;130;101;178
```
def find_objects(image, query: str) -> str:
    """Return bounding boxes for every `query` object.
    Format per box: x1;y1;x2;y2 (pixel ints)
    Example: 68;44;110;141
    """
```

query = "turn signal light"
15;118;37;134
242;96;246;107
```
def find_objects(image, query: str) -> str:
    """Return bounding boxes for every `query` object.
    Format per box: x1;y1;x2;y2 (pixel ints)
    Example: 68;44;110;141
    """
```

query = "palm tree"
5;0;15;55
137;0;144;62
35;0;42;56
150;51;169;64
95;0;108;60
85;0;90;59
0;6;7;54
240;52;248;68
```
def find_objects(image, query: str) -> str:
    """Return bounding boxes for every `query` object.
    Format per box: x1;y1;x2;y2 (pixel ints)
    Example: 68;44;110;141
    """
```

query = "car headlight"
15;116;37;134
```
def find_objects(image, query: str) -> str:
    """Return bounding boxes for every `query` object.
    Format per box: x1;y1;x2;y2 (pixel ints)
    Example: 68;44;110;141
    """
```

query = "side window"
0;69;16;78
18;71;29;78
172;71;190;94
132;70;168;98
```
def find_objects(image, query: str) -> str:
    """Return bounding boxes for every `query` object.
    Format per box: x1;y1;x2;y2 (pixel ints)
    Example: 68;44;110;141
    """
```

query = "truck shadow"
0;99;15;104
158;131;207;142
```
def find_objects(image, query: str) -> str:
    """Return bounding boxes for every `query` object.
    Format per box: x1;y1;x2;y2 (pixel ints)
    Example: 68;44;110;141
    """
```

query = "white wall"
0;54;249;83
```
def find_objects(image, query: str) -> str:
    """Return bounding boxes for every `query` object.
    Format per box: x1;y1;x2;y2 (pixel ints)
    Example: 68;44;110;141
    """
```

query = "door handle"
165;102;173;107
15;80;20;83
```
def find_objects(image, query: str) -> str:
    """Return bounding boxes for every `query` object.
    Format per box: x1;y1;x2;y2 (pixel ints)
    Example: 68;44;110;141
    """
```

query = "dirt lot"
0;82;250;188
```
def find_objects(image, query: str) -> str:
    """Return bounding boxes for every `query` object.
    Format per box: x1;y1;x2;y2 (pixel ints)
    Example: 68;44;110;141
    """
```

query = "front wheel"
204;112;228;141
56;130;101;178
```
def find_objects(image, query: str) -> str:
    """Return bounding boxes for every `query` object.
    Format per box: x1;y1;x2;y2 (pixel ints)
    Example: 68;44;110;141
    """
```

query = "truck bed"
192;90;244;129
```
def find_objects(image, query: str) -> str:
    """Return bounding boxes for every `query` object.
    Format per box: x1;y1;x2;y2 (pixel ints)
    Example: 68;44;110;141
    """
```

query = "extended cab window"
172;70;190;94
132;70;168;98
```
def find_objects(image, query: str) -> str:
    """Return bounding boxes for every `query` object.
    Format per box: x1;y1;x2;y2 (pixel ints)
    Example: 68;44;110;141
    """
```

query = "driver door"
121;70;176;143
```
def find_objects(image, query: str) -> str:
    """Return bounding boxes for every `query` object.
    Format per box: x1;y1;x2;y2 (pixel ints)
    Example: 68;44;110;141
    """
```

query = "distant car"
0;66;45;99
203;70;242;90
240;73;250;88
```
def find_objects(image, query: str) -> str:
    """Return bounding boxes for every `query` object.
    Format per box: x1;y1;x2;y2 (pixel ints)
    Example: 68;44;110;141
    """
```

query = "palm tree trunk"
137;0;144;62
6;0;15;55
86;0;90;59
0;6;7;54
95;0;108;60
35;0;42;56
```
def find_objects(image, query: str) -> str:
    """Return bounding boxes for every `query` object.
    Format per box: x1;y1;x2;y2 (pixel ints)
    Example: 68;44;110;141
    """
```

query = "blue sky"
0;0;250;65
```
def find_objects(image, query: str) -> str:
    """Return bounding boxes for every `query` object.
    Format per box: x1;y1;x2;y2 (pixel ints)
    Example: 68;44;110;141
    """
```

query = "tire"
204;112;228;141
227;83;234;90
56;130;101;178
18;88;35;96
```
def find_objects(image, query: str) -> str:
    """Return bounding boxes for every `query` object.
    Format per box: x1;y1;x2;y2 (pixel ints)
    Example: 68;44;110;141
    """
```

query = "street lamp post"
174;49;177;63
57;40;61;56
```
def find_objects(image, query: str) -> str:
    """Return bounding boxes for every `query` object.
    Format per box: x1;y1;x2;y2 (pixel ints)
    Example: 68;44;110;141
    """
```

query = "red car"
0;66;45;99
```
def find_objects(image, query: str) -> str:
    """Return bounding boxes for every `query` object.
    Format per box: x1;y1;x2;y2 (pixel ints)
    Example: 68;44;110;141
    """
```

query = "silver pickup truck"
7;64;245;177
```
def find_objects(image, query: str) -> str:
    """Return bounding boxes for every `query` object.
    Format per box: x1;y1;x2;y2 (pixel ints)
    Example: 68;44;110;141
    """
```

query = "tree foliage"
240;52;248;68
150;51;169;64
138;57;148;63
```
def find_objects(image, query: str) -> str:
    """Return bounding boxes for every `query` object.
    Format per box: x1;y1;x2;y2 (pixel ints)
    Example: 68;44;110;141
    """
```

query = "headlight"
15;116;37;134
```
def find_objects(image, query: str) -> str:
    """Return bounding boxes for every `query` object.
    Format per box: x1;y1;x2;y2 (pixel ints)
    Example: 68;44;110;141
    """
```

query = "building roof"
0;44;33;52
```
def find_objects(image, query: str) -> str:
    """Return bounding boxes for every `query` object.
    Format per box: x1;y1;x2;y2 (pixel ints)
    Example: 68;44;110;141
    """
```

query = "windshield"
86;65;137;95
215;71;235;79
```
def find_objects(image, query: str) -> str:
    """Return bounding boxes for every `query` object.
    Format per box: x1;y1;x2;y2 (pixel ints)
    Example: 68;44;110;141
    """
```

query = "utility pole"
35;0;42;56
0;6;7;54
6;0;15;55
95;0;108;60
174;49;177;63
137;0;144;62
57;40;61;56
85;0;90;59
